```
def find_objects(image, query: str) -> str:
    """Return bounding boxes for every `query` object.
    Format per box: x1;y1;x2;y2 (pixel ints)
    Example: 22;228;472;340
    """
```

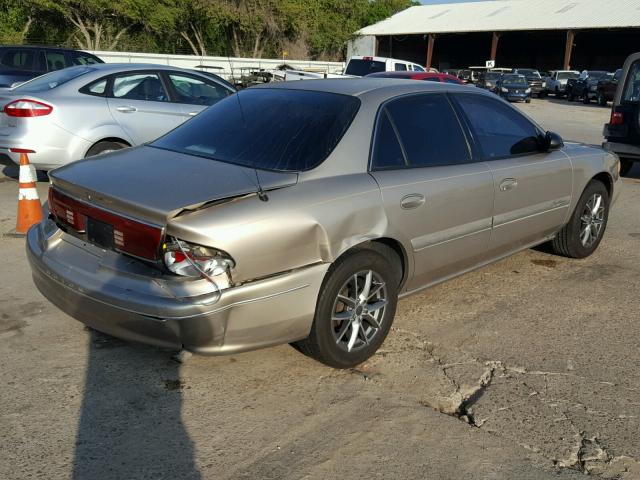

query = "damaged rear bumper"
27;220;328;354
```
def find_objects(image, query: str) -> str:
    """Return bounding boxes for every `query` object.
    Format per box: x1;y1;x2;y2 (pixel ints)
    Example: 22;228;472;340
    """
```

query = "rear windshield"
151;88;361;172
345;59;386;76
557;72;578;80
13;66;95;93
517;69;541;78
587;71;610;80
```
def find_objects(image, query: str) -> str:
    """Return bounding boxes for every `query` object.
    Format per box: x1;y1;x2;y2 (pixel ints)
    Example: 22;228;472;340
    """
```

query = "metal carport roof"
358;0;640;35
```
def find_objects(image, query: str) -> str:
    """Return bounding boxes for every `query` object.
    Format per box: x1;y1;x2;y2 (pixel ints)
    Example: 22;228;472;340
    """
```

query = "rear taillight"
610;111;624;126
163;237;235;289
4;99;53;117
363;56;373;61
48;187;163;261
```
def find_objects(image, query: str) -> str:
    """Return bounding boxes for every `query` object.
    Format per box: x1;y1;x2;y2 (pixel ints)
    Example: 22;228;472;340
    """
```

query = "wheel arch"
591;171;613;198
85;137;132;157
331;237;409;290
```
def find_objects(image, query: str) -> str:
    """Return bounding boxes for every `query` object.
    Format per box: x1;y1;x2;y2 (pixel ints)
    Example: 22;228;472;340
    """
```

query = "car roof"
74;63;219;74
366;71;440;79
253;78;473;98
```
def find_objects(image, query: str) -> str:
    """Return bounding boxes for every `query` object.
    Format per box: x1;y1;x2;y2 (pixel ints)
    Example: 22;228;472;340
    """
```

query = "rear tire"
85;141;128;158
294;246;400;368
551;180;610;259
620;158;634;177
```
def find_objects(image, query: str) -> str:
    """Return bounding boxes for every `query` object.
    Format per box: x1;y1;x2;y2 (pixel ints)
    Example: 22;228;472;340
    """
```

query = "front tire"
295;246;400;368
551;180;610;259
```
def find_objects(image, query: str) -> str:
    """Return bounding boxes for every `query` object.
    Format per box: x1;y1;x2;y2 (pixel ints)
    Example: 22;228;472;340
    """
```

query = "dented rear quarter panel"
166;173;409;285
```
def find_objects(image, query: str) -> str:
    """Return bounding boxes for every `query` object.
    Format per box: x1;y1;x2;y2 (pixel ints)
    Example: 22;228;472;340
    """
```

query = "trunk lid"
49;145;298;225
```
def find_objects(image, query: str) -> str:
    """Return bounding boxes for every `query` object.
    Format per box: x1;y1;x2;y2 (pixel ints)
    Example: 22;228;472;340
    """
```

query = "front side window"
454;93;541;158
112;73;168;102
1;50;34;70
413;65;425;72
167;73;232;106
373;93;470;169
152;88;360;172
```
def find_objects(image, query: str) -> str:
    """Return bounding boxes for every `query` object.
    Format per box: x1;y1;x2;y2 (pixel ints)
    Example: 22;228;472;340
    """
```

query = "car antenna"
236;92;268;202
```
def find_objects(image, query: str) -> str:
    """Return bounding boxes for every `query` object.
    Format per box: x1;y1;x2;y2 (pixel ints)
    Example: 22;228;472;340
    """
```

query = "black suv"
604;54;640;176
0;45;103;87
512;68;546;97
566;70;612;103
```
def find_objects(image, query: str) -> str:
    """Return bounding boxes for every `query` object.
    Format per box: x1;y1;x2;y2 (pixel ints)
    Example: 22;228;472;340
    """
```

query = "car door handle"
499;178;518;191
116;106;137;113
400;194;426;210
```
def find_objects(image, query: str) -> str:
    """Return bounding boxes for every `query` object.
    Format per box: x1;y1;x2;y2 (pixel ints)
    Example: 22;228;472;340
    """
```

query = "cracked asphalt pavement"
1;99;639;479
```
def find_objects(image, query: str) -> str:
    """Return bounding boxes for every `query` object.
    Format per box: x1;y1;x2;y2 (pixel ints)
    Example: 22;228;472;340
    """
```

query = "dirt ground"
1;98;639;480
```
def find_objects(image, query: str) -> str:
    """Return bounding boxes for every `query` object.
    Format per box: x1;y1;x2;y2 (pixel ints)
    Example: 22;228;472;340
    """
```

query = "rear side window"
454;94;540;158
372;93;470;169
345;59;386;76
112;73;168;102
44;51;66;72
71;52;102;66
80;78;107;96
623;61;640;103
394;63;407;71
372;111;406;170
1;49;34;70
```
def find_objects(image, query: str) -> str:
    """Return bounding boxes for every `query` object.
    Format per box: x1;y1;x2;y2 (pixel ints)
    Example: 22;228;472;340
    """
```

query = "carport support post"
426;34;436;70
490;32;500;61
564;30;575;70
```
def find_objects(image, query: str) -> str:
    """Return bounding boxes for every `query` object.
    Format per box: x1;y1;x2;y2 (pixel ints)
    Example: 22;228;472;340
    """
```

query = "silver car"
0;63;235;170
27;79;620;368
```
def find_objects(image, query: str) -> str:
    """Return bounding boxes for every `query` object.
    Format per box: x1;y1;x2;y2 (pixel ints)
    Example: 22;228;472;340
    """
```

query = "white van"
344;56;430;76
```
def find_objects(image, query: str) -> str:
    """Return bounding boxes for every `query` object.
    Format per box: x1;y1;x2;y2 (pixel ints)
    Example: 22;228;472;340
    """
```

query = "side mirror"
545;132;564;151
540;131;563;151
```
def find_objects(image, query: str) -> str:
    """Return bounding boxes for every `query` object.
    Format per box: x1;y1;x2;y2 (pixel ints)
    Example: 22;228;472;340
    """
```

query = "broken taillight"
163;237;234;289
48;187;163;261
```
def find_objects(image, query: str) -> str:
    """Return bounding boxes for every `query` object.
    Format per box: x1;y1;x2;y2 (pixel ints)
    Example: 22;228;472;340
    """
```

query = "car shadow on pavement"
72;330;201;480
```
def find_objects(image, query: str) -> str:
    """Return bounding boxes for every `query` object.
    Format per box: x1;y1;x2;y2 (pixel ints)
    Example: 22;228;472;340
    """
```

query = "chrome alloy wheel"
331;270;387;353
579;193;605;247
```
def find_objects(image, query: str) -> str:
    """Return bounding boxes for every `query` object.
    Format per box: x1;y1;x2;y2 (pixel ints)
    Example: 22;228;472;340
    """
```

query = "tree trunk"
20;17;33;43
180;31;200;56
231;28;242;58
252;32;262;58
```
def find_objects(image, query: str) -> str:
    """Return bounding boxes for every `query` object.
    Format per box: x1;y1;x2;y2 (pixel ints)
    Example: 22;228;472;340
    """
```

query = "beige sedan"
27;79;620;368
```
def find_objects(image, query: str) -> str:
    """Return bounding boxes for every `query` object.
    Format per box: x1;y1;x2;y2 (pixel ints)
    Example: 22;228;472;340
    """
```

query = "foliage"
0;0;415;60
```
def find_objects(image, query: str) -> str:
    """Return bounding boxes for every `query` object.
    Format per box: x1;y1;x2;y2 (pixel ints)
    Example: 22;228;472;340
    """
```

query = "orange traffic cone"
13;149;43;235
